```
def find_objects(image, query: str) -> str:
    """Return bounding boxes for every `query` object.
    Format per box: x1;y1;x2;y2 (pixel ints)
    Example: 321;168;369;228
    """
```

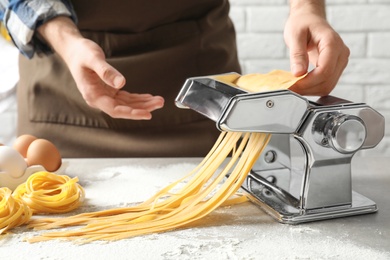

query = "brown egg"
13;134;37;157
26;139;62;172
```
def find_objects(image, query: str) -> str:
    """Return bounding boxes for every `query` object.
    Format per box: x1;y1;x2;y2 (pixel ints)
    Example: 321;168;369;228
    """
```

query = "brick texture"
230;0;390;156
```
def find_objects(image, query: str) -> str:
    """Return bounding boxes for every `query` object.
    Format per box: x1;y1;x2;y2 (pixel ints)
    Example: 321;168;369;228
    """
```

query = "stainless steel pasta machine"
175;73;385;224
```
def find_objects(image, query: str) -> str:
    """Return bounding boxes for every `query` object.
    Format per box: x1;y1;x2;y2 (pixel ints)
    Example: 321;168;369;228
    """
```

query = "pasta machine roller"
175;73;385;224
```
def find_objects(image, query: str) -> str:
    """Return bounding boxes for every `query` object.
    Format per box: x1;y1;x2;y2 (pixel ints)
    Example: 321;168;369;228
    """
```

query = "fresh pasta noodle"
27;132;269;242
0;187;32;235
12;171;85;214
26;70;305;243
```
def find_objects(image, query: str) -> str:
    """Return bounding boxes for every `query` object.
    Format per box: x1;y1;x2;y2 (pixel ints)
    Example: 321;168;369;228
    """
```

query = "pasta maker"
175;73;385;224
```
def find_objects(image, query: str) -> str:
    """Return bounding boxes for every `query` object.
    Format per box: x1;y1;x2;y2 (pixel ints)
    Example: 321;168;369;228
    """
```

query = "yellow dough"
13;171;85;214
235;70;306;92
0;187;32;235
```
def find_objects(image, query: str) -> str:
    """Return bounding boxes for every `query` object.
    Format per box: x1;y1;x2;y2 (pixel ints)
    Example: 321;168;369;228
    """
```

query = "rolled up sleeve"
0;0;77;58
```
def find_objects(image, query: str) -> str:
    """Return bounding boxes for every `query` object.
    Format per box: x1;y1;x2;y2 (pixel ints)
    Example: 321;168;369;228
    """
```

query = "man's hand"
284;0;350;96
37;16;164;119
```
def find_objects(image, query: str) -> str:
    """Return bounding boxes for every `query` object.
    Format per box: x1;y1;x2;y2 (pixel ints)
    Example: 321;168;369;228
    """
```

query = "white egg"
0;146;28;178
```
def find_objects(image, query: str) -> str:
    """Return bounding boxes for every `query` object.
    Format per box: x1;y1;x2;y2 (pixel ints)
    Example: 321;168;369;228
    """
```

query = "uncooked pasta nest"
1;171;84;236
0;187;32;235
12;171;85;214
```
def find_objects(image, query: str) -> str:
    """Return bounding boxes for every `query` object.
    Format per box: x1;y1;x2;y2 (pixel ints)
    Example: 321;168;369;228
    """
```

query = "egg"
26;139;62;172
0;146;28;178
13;134;37;158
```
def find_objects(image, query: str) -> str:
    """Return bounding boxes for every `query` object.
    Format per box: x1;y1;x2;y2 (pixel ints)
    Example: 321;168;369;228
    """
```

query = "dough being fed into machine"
214;70;305;92
236;70;305;92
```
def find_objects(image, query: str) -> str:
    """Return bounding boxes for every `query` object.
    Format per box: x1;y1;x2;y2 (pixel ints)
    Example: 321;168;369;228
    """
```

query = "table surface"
0;157;389;260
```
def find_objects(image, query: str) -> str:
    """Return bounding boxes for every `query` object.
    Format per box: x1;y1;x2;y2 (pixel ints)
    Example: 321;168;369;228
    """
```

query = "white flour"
0;161;389;260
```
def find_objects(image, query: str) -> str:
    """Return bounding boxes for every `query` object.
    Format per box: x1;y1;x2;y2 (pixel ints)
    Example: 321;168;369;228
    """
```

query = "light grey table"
0;157;389;260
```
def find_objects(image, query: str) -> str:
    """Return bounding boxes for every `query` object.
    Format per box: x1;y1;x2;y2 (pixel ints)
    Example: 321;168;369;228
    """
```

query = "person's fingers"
67;40;165;119
85;48;126;90
112;106;154;120
289;55;345;96
93;96;152;120
118;98;165;112
94;63;126;89
289;37;349;96
287;30;310;77
115;93;165;110
91;93;165;119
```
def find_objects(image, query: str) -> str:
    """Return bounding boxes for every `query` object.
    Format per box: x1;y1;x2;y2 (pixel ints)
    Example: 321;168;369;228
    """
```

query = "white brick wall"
1;1;390;156
230;0;390;156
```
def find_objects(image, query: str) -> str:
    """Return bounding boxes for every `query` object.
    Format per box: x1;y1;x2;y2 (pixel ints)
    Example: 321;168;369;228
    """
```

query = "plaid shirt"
0;0;76;58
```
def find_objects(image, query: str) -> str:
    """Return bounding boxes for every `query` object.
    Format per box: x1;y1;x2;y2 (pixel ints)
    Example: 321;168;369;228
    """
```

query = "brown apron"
17;0;241;158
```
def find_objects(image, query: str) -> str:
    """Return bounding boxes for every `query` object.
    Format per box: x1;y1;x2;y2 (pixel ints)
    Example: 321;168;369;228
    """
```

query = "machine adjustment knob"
313;113;367;154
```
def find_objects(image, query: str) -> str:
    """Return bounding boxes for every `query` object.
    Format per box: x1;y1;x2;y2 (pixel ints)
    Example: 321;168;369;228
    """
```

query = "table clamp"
175;73;385;224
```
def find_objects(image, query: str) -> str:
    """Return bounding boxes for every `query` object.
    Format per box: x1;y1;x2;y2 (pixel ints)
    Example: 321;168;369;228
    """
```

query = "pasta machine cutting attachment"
175;73;385;224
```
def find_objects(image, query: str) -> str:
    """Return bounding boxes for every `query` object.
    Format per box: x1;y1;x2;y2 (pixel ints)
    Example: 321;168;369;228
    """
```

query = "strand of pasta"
27;131;241;228
0;187;32;235
27;131;231;229
26;132;270;243
89;133;268;242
